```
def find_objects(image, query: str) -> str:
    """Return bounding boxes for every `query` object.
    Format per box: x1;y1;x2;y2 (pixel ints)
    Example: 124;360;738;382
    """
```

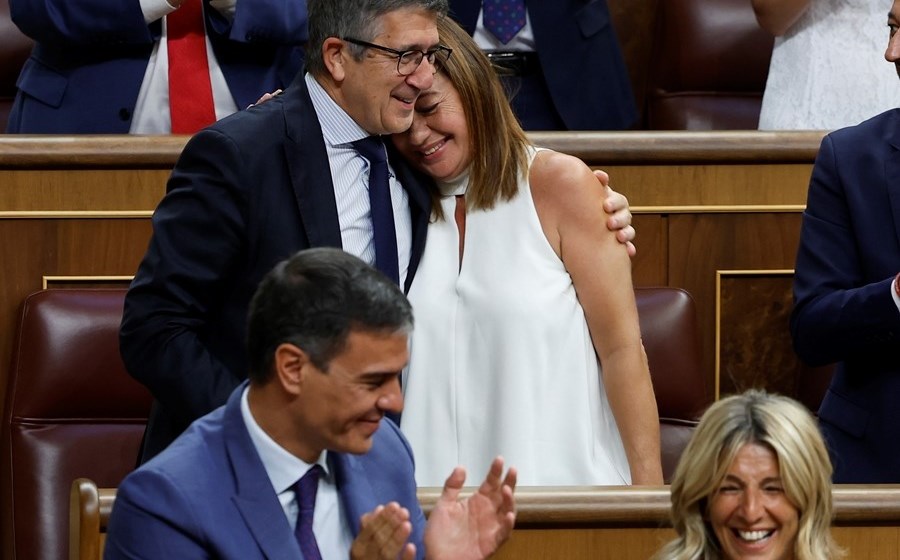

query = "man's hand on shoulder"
595;169;636;257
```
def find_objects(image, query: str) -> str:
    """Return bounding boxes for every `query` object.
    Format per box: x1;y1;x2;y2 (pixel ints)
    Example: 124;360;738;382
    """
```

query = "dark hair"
246;248;413;383
306;0;449;76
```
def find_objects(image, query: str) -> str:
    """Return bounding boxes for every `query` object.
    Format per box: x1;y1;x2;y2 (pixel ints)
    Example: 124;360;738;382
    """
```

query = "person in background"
752;0;897;130
653;390;843;560
790;0;900;483
6;0;307;133
105;248;518;560
448;0;636;130
392;16;660;487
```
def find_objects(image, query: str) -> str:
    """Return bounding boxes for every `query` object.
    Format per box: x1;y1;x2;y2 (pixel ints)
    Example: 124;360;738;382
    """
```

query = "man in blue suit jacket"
105;248;518;559
120;0;445;462
448;0;636;130
791;3;900;482
791;109;900;483
6;0;306;133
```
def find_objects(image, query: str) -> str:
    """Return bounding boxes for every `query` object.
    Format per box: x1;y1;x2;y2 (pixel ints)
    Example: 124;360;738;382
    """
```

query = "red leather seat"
643;0;774;130
636;287;709;481
0;289;151;560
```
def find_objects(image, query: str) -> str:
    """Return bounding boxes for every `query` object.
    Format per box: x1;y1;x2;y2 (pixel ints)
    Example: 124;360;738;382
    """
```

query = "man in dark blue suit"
6;0;307;133
120;0;448;462
790;0;900;483
448;0;636;130
105;248;518;559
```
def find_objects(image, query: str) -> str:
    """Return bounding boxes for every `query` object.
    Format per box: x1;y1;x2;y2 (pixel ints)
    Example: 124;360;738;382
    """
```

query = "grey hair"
306;0;449;76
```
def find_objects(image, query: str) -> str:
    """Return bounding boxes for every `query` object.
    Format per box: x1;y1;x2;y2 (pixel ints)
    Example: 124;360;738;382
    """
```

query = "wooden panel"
718;272;796;397
0;132;826;422
666;213;803;399
0;217;155;415
631;214;666;285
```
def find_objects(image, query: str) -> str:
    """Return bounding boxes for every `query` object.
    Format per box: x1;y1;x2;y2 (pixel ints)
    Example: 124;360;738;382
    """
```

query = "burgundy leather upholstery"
1;289;151;560
0;0;32;131
635;287;709;482
644;0;774;130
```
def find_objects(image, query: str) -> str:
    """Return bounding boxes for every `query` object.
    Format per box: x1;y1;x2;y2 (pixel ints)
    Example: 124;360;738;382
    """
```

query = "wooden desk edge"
0;131;827;168
96;485;900;527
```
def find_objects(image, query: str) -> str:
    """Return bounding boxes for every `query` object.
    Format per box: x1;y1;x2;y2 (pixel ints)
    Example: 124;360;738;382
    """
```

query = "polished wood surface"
0;131;828;421
78;484;900;560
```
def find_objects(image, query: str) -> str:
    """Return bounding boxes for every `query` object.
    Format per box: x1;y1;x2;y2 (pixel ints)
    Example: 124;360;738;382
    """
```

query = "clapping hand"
351;502;416;560
423;456;517;560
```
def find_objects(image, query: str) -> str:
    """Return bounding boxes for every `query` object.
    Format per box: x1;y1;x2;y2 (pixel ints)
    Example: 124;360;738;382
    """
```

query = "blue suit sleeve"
9;0;153;45
212;0;309;44
790;133;900;366
104;470;209;559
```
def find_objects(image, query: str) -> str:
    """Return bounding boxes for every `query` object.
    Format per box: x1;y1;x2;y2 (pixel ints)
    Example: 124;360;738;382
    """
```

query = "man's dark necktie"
293;465;323;560
482;0;527;45
353;136;400;285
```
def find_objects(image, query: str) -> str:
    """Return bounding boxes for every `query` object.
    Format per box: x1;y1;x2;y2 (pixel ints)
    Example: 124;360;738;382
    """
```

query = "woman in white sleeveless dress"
391;18;662;487
754;0;898;130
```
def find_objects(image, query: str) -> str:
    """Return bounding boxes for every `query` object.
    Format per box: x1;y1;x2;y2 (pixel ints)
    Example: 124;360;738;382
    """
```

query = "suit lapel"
283;74;343;250
330;452;378;537
884;110;900;250
224;384;302;560
388;144;435;292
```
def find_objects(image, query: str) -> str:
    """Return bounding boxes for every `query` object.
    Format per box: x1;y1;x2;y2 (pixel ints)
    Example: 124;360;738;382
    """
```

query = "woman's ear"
322;37;348;82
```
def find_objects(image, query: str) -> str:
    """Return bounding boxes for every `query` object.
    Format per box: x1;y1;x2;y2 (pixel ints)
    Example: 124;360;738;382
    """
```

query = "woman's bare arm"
751;0;810;36
530;151;663;485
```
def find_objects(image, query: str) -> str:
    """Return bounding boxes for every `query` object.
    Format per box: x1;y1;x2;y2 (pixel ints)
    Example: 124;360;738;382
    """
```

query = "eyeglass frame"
342;37;452;75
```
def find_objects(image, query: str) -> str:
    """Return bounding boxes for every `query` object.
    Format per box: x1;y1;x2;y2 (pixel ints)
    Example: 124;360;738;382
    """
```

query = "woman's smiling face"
391;73;472;182
708;442;799;560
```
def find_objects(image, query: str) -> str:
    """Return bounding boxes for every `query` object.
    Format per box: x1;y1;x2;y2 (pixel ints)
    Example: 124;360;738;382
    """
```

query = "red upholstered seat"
635;287;709;482
0;289;151;560
643;0;774;130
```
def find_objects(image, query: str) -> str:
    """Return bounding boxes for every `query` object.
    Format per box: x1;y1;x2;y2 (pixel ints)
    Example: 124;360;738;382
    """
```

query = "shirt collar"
241;386;331;495
305;72;372;148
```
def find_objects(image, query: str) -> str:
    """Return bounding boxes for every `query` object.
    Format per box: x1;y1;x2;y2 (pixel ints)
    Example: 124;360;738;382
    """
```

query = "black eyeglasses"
342;37;452;76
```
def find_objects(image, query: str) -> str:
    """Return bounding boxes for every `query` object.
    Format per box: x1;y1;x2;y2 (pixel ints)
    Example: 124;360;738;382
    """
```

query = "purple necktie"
482;0;527;45
352;136;400;285
293;465;323;560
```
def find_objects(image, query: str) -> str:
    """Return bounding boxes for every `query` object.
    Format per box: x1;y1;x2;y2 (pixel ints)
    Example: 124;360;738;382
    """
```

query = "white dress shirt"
130;0;239;133
240;387;354;558
305;73;412;287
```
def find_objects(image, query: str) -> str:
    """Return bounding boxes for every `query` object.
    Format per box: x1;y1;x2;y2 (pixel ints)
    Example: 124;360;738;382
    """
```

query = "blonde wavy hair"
652;390;843;560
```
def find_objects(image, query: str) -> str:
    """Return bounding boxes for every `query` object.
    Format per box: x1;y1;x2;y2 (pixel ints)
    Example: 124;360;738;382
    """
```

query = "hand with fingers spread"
351;502;416;560
423;457;517;560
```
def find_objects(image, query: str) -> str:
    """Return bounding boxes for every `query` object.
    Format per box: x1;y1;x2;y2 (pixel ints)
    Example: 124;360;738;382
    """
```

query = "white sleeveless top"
401;148;630;486
758;0;899;130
